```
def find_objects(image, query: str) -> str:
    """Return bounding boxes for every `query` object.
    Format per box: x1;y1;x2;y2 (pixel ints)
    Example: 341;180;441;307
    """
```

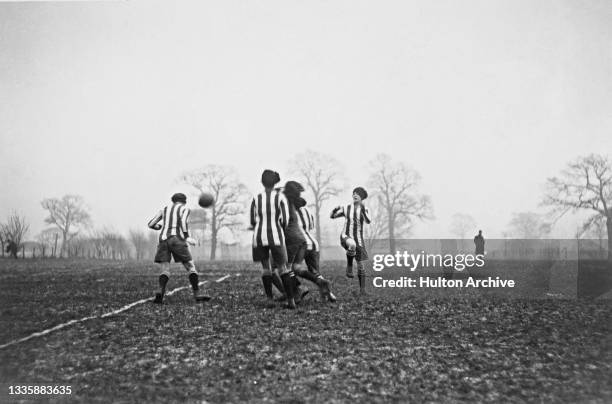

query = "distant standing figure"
474;230;485;255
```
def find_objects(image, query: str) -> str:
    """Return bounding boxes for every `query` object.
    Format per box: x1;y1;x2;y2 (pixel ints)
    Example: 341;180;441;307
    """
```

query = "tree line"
1;152;610;261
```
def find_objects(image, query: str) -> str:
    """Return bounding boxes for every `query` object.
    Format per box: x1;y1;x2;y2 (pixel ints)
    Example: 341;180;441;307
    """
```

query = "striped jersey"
330;204;371;248
296;206;319;251
148;202;190;241
250;188;288;247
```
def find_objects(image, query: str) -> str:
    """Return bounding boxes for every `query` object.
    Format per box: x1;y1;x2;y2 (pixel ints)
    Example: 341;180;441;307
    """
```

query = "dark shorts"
154;236;192;263
340;236;368;262
286;241;306;265
304;249;320;275
252;245;287;266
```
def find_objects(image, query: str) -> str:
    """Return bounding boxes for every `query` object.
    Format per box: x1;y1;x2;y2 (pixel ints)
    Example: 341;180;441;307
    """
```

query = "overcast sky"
1;0;610;241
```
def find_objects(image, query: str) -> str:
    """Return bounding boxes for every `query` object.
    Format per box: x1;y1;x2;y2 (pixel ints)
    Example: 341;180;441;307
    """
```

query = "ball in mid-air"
198;192;215;208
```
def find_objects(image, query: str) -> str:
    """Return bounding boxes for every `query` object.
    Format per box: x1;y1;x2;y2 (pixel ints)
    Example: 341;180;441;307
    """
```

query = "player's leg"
255;246;280;300
356;260;365;293
271;262;302;303
260;258;274;300
262;256;287;301
289;243;311;304
153;240;171;304
259;247;276;301
154;262;170;304
304;250;336;302
356;246;368;294
298;251;324;291
268;255;290;300
276;245;297;309
342;236;357;278
171;237;210;302
182;260;210;301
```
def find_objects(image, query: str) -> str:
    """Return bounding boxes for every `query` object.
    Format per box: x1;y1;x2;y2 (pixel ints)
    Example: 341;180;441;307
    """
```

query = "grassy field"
0;258;611;403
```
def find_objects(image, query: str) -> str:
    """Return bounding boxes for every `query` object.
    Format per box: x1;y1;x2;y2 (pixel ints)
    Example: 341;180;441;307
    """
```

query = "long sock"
281;273;295;300
261;275;274;299
159;274;169;295
347;255;354;267
271;272;285;294
293;277;300;297
188;272;199;292
357;266;365;291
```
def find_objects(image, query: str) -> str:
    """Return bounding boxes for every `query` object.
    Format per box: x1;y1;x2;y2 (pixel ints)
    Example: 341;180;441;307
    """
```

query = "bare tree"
188;208;208;244
41;195;92;258
69;235;91;258
110;232;130;260
3;212;30;258
450;213;476;239
180;165;248;260
89;228;130;260
543;154;611;260
290;150;345;245
507;212;551;239
367;154;433;253
36;228;61;258
129;229;149;261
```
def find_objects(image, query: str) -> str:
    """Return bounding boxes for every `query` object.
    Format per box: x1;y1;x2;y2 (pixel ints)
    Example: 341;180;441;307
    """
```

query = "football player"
283;181;333;303
250;170;295;307
330;187;371;293
296;198;337;302
148;192;210;304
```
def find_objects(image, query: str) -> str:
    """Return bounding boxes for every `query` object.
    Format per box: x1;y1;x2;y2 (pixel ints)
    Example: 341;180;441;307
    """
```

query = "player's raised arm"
330;205;345;219
148;209;163;230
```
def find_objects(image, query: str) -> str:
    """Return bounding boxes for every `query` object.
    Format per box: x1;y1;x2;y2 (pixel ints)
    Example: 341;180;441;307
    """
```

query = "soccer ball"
345;237;357;250
198;192;215;208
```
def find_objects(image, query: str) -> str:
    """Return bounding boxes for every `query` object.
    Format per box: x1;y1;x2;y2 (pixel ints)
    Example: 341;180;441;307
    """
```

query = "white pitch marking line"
0;274;231;350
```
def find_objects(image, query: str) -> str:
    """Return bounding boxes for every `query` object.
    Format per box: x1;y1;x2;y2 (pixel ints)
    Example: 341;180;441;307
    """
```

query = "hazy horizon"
1;0;611;242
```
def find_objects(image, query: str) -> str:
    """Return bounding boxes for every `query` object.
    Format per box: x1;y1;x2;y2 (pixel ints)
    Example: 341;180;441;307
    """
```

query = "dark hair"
171;193;187;203
283;181;306;207
261;169;281;187
352;187;368;200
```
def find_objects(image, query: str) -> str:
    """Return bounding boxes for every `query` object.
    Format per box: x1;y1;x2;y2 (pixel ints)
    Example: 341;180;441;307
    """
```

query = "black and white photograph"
0;0;611;402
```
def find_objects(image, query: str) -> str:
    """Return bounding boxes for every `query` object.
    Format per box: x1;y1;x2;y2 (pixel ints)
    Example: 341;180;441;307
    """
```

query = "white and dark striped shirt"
250;188;288;247
148;202;190;241
330;204;371;248
297;206;319;251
